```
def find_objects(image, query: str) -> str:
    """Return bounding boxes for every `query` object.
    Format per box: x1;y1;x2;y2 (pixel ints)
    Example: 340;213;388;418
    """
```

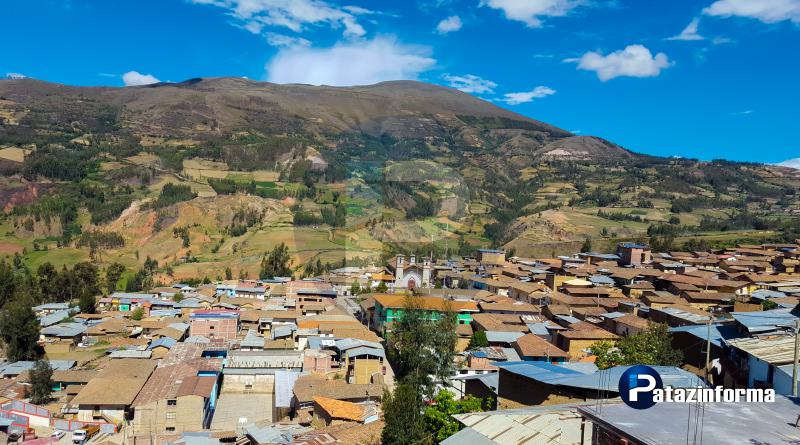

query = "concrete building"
189;310;239;340
70;359;156;423
616;242;652;266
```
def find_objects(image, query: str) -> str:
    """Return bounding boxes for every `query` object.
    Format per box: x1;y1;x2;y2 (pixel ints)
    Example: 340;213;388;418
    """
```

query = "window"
245;384;253;391
167;399;177;406
209;325;215;329
165;427;175;432
166;412;176;420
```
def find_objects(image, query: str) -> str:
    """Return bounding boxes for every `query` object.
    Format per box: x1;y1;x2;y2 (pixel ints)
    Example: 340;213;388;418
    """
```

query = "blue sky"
2;0;799;163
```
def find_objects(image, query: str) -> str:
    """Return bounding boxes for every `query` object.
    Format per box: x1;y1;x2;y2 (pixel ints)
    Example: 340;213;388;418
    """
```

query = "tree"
0;298;42;361
259;242;292;279
130;307;145;321
375;281;388;293
37;262;58;302
386;297;457;397
381;384;429;445
74;262;100;302
79;292;96;314
172;292;184;303
105;262;126;294
27;360;53;405
423;390;486;442
468;330;488;349
350;281;361;296
591;322;682;369
225;267;233;280
580;236;592;253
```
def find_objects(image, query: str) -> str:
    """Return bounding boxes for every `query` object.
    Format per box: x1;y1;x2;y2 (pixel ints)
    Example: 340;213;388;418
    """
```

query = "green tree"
591;322;682;369
37;262;58;302
225;267;233;280
0;298;42;361
580;236;592;253
375;280;388;293
79;293;96;314
73;262;100;299
172;292;184;303
105;262;126;294
130;307;145;321
468;330;488;349
27;360;53;405
381;384;429;445
423;391;486;442
386;297;457;396
259;242;292;279
350;281;361;296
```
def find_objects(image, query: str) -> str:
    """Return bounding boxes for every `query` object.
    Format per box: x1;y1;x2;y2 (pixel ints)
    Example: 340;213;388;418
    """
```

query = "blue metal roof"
731;308;798;333
485;331;525;344
526;322;550;336
751;289;787;300
670;324;741;347
497;362;703;391
589;275;616;285
41;322;86;338
554;314;581;325
147;337;177;350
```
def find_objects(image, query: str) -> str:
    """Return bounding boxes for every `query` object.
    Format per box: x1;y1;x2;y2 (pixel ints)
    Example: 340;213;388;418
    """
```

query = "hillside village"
0;240;799;444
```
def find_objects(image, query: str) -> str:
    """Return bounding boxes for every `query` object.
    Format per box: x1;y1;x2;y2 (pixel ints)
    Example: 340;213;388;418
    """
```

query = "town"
1;240;799;444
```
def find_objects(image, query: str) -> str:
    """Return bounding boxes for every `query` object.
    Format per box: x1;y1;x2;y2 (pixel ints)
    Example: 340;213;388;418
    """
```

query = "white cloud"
190;0;369;38
122;71;161;86
5;72;26;80
442;74;497;94
499;86;556;105
266;37;436;86
436;15;463;33
732;109;754;115
667;18;704;41
703;0;800;24
480;0;584;27
565;44;671;81
777;158;800;169
266;32;311;48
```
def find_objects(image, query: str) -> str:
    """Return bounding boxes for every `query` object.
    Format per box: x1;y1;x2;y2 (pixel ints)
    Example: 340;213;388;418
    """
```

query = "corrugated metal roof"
485;331;525;344
670;323;740;347
731;308;798;333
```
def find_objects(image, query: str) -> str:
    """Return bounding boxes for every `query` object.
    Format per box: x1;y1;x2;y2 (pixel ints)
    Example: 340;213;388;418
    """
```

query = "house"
285;281;337;309
70;359;156;423
554;324;618;360
513;334;569;363
189;310;239;340
292;373;383;420
131;358;222;436
312;397;378;427
616;243;651;266
476;249;506;265
723;335;799;393
609;314;649;336
496;362;702;409
371;294;478;333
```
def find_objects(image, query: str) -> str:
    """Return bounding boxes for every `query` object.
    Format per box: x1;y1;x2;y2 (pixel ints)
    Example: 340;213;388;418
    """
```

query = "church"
388;254;432;290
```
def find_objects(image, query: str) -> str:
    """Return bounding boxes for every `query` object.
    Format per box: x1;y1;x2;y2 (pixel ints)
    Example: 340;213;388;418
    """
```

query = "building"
371;294;478;333
312;397;378;427
513;334;569;363
131;358;222;436
390;255;432;289
69;359;156;423
476;249;506;265
189;310;239;340
616;243;651;266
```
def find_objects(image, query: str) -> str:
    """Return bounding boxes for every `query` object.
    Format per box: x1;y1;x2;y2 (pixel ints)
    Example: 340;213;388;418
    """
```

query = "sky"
1;0;799;164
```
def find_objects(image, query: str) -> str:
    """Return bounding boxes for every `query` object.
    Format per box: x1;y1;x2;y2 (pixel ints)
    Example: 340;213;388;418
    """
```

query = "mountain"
0;77;797;277
0;77;628;160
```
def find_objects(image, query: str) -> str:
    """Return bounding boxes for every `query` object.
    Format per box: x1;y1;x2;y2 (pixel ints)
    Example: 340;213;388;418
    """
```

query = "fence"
51;418;117;434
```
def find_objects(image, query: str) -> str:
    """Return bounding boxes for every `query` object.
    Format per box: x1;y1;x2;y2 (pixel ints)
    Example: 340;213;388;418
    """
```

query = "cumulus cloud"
436;15;463;33
266;32;311;48
667;18;704;41
442;74;497;94
703;0;800;24
5;72;26;80
190;0;369;38
499;86;556;105
266;37;436;86
565;44;671;81
122;71;161;86
479;0;583;27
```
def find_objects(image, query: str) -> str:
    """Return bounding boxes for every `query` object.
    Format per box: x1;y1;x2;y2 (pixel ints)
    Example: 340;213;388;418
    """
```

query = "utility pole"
793;319;799;397
704;313;712;384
